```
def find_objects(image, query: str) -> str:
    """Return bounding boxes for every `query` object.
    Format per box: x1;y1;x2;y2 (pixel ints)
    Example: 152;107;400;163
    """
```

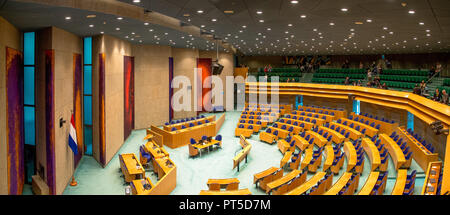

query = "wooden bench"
343;142;357;172
350;112;398;135
306;130;329;147
340;118;378;137
358;171;380;195
323;145;335;172
207;178;240;191
291;110;335;122
330;122;363;141
318;126;345;144
323;172;353;195
298;105;347;119
391;169;408;195
396;126;439;171
253;167;284;191
266;170;306;195
292;135;311;151
285;172;328;195
361;138;381;171
422;161;443;195
235;124;253;137
199;189;252;195
379;134;406;170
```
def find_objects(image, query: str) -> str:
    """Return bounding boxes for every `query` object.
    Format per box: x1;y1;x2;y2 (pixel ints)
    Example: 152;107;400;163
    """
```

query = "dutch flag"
69;114;78;155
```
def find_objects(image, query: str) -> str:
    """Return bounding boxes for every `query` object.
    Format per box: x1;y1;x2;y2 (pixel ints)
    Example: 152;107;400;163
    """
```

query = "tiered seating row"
395;127;439;171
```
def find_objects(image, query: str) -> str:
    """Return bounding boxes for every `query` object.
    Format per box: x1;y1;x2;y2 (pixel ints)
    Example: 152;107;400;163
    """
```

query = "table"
131;177;155;195
207;178;240;191
119;153;145;183
379;134;406;170
193;139;221;156
318;126;345;144
199;189;252;195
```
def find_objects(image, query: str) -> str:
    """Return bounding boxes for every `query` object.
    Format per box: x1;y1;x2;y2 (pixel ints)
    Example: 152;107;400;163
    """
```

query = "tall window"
23;32;36;184
353;100;360;115
83;37;93;155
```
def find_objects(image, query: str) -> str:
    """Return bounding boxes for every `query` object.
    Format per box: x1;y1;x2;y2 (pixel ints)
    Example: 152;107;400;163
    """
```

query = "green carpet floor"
59;111;426;195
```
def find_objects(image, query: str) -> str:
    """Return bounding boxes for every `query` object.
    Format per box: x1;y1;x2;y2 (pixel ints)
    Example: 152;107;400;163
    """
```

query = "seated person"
432;89;442;102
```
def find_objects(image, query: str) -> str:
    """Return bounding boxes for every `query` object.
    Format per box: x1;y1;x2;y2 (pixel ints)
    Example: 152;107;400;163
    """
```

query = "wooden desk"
344;142;357;172
396;127;439;171
119;153;145;183
291;111;335;122
340;118;378;137
350;112;398;135
280;118;315;130
292;135;311;151
285;172;327;195
306;130;328;148
266;170;303;194
298;106;347;119
193;139;221;156
318;126;345;144
422;161;443;195
238;123;261;132
207;178;240;191
361;138;381;171
151;120;217;149
164;115;216;131
144;141;167;159
379;134;406;170
274;122;303;135
301;147;314;170
154;157;175;180
130;177;155;195
323;145;335;172
358;171;380;195
238;118;268;127
324;172;353;195
391;169;408;195
235;126;253;138
199;189;252;195
253;167;283;190
285;114;325;126
330;122;362;141
259;131;278;144
280;151;293;168
277;139;294;154
271;127;290;139
233;144;252;172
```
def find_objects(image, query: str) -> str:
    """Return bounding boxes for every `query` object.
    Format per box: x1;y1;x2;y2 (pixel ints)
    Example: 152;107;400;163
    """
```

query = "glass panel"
24;106;35;146
84;37;92;65
84;127;93;156
84;65;92;94
353;100;360;115
24;32;35;66
24;67;35;106
407;112;414;131
84;96;92;125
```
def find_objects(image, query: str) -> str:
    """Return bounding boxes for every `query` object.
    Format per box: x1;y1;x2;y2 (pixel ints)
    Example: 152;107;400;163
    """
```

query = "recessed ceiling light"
65;16;71;20
211;18;217;22
144;22;149;25
408;10;415;14
197;10;204;14
201;25;205;28
291;0;299;4
329;22;335;26
288;24;293;27
256;11;263;14
100;31;104;34
267;28;271;31
116;27;120;31
426;34;431;36
149;29;153;32
313;28;317;31
389;32;394;34
419;22;424;25
117;17;123;20
259;20;264;23
242;25;247;28
89;24;94;27
426;29;430;32
383;27;388;30
133;0;141;3
300;15;306;18
341;8;348;12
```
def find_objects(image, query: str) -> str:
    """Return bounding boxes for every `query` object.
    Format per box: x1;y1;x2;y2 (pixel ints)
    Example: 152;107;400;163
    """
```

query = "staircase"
427;77;446;97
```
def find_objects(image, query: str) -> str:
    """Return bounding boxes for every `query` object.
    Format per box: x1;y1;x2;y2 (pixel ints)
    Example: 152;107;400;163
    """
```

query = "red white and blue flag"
68;114;78;155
